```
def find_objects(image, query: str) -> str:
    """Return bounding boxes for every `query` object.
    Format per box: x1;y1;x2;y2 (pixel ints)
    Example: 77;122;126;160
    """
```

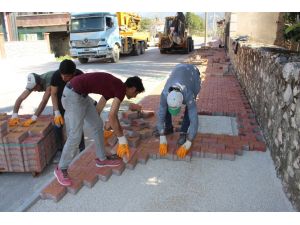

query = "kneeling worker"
156;63;201;158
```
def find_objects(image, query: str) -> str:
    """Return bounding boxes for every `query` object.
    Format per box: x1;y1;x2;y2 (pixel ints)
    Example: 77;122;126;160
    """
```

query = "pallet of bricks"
0;113;57;176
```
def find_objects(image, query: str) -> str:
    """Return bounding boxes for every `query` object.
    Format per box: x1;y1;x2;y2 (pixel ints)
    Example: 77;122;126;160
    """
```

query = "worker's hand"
8;113;20;127
22;115;37;127
54;110;64;127
159;135;168;156
117;136;130;159
104;130;114;139
176;140;192;158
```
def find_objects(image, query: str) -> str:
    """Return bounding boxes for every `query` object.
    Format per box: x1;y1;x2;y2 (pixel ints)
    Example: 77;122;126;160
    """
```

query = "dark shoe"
165;127;174;135
177;133;187;146
106;153;121;160
95;157;122;168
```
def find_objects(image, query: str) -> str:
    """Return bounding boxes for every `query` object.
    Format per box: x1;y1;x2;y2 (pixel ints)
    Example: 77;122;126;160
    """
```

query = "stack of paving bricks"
40;47;267;202
0;114;57;175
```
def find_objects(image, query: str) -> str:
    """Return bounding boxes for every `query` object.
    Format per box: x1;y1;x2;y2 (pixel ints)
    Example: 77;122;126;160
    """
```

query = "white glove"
31;114;38;121
12;113;18;119
117;136;128;145
160;135;167;145
182;140;192;150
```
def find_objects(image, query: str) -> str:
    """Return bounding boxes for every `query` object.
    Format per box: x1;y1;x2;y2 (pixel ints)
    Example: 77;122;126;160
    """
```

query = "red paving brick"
40;48;267;202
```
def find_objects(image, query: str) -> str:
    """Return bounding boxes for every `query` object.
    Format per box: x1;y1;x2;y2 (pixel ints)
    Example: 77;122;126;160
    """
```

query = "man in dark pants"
50;59;85;163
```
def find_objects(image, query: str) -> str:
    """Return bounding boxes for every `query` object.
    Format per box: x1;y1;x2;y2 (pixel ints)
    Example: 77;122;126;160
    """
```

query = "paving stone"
40;180;67;202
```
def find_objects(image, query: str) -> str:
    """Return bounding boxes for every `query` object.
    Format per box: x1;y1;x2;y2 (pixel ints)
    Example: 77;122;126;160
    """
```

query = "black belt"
66;82;87;98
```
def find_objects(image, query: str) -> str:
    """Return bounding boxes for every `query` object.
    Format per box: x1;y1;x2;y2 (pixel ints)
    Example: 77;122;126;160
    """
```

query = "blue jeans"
165;106;190;133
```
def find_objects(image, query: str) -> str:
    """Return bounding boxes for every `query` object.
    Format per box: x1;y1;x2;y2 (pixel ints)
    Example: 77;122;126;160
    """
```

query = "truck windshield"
71;17;104;33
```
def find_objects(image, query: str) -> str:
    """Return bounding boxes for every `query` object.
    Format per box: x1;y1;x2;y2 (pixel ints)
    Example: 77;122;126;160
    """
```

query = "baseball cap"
167;90;183;116
26;73;37;90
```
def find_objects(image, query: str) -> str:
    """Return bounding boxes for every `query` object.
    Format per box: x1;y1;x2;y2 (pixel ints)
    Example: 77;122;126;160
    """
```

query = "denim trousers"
59;87;105;170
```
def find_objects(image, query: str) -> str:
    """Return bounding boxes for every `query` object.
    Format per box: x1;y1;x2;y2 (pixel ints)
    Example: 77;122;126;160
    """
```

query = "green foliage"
284;12;300;42
140;18;152;31
185;12;204;35
55;55;73;62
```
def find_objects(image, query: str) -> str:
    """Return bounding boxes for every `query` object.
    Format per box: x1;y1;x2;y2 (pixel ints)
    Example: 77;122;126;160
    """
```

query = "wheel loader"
159;12;194;54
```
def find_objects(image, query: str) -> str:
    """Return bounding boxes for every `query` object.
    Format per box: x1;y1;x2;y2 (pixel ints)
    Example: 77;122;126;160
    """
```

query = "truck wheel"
184;40;190;54
140;42;145;54
133;42;140;56
190;39;194;52
111;45;120;63
78;58;88;64
160;49;167;54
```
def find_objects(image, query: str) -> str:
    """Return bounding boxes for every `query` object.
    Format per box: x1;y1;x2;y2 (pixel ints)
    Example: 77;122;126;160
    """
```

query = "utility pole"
204;12;208;46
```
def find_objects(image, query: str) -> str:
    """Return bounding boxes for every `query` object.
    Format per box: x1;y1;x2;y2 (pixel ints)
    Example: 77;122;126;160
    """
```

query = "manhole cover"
197;115;238;136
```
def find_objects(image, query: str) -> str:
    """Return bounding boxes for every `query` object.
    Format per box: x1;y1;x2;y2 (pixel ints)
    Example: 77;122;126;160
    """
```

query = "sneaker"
95;157;122;168
54;166;72;186
52;151;62;164
177;133;187;146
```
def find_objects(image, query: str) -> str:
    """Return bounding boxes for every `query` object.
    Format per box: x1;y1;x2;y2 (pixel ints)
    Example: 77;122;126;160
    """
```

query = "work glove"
54;110;64;127
8;113;20;127
176;140;192;158
159;135;168;156
22;115;37;127
104;130;114;139
117;136;130;160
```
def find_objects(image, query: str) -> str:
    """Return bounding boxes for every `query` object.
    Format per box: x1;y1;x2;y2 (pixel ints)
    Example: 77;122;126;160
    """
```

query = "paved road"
0;44;191;212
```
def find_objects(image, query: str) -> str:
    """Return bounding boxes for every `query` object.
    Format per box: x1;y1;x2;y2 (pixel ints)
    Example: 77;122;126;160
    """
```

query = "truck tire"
190;39;194;52
78;58;89;64
160;49;167;54
140;42;145;54
133;42;140;56
110;45;120;63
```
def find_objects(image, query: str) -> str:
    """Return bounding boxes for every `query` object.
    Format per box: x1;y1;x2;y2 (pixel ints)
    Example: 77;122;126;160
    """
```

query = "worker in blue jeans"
156;63;201;158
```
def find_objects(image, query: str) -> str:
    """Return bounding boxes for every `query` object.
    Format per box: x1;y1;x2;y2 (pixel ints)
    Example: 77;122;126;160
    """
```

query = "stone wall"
228;39;300;210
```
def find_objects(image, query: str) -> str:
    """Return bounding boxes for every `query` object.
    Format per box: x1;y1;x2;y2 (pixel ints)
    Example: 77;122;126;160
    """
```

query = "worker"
156;64;201;159
8;71;55;127
54;72;145;186
50;59;85;163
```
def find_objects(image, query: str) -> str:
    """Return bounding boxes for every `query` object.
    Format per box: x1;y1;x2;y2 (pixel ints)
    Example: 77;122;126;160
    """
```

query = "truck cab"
69;12;121;63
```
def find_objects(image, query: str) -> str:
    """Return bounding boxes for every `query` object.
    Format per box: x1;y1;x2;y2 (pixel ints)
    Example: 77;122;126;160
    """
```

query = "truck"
68;12;149;64
158;12;194;54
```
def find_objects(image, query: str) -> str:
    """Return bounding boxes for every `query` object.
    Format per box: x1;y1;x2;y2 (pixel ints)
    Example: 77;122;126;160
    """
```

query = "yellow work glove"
117;136;130;160
159;135;168;156
54;110;64;127
104;130;113;139
8;113;20;127
176;140;192;158
22;115;37;127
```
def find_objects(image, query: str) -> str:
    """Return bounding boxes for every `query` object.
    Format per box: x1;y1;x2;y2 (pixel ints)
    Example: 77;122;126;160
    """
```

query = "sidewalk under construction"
26;47;294;211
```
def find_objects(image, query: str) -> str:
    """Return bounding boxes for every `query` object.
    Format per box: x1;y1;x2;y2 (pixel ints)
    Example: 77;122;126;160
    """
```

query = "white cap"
26;73;37;90
167;90;183;116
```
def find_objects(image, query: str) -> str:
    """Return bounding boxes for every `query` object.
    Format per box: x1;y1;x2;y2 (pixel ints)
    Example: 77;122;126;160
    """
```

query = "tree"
140;17;152;31
185;12;204;36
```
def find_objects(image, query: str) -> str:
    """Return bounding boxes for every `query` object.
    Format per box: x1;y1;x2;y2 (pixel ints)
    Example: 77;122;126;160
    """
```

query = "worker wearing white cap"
156;63;201;158
8;71;54;127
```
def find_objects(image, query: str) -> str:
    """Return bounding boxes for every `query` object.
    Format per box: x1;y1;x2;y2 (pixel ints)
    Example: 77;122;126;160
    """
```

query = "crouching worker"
156;64;201;159
54;72;145;186
8;71;55;127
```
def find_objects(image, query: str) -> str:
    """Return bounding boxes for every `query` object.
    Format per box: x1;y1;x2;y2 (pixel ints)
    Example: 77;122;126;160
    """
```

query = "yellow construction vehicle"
159;12;194;54
116;12;149;55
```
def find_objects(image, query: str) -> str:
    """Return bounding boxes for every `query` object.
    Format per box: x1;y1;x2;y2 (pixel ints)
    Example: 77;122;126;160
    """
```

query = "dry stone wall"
228;38;300;210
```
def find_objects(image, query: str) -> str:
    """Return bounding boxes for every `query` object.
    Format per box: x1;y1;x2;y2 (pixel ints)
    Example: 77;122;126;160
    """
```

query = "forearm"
34;100;48;117
109;116;123;137
187;105;198;141
96;96;107;114
13;98;22;114
51;93;59;112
